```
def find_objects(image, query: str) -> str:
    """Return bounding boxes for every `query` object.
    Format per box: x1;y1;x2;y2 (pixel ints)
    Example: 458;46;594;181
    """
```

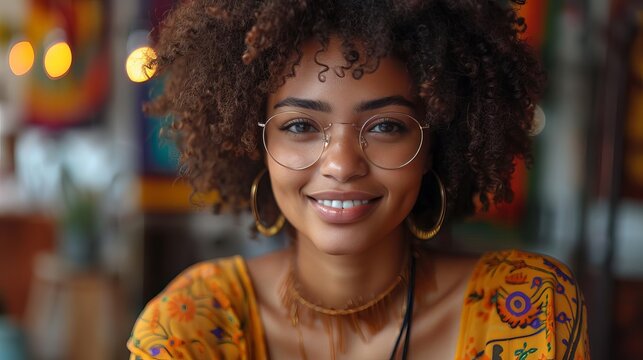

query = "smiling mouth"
314;199;371;209
307;196;381;224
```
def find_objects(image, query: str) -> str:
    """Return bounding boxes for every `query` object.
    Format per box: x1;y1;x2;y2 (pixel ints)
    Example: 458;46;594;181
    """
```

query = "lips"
307;191;381;224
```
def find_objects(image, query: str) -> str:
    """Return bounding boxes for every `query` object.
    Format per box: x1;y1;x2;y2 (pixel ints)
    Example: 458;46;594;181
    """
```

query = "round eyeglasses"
258;111;429;170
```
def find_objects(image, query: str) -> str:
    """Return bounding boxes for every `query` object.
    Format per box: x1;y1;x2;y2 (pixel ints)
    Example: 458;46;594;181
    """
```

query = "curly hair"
147;0;545;223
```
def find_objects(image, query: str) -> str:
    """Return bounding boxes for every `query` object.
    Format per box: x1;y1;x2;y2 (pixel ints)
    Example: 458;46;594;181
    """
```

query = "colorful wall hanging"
23;0;110;127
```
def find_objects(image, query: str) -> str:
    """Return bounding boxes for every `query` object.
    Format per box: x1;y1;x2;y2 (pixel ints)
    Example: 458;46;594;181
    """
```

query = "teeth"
316;199;370;209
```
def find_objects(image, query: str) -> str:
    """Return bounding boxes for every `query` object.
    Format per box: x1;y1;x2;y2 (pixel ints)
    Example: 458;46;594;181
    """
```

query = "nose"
318;124;369;182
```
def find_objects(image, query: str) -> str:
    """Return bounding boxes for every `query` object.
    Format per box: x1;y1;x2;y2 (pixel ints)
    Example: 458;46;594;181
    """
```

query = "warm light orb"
126;46;157;83
44;42;73;79
9;41;35;76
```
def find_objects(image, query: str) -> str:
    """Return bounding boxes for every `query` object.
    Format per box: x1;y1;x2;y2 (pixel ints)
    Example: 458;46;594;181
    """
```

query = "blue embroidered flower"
149;346;162;356
531;276;543;289
556;283;565;294
557;311;571;323
543;258;575;285
211;327;225;339
497;291;541;328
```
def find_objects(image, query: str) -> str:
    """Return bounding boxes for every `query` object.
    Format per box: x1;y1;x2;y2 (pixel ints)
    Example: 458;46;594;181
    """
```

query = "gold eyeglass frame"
258;111;430;171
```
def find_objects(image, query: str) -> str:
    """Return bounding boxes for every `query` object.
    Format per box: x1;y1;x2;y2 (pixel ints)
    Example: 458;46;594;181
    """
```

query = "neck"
293;226;409;309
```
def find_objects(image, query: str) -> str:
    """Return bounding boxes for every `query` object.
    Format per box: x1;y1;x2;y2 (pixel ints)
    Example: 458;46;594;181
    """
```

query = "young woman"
128;1;590;359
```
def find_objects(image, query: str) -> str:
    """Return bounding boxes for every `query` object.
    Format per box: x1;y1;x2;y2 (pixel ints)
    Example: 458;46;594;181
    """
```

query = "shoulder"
471;249;578;286
456;249;590;360
127;256;257;359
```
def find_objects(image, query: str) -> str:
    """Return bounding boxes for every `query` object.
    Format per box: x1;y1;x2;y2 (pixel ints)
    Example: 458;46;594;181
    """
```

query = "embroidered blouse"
127;250;590;359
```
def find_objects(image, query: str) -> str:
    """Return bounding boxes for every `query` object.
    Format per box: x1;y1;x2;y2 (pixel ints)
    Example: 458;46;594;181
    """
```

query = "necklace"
390;254;416;359
281;253;413;359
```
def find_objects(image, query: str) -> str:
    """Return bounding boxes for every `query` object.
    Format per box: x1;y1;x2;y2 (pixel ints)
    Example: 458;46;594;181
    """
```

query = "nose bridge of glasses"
324;122;364;148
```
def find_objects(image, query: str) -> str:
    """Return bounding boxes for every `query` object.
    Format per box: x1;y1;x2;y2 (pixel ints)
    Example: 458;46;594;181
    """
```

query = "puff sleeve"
127;257;266;360
455;250;591;360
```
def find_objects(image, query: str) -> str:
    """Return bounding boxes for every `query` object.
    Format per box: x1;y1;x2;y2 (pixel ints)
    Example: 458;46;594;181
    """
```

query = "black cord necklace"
389;254;416;360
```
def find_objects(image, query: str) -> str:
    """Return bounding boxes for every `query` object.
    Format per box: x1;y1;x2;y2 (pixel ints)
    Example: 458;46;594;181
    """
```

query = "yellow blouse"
127;250;590;359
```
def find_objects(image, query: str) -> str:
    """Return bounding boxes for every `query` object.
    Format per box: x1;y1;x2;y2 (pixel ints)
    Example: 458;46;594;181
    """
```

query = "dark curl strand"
147;0;545;221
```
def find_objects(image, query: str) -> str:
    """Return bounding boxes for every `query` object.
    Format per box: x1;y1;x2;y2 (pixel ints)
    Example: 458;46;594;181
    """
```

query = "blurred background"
0;0;641;359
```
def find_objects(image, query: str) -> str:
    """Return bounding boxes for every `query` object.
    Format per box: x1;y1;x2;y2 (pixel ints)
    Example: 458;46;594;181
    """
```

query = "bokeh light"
44;41;72;79
8;41;35;76
125;46;157;83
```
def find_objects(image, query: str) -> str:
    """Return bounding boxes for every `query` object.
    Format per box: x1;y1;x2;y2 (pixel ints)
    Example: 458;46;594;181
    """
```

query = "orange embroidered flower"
505;272;528;285
149;304;161;330
167;294;197;322
166;336;186;347
496;291;541;328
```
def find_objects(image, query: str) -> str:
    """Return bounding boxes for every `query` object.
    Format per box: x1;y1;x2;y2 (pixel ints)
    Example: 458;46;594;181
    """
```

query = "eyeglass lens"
262;111;424;170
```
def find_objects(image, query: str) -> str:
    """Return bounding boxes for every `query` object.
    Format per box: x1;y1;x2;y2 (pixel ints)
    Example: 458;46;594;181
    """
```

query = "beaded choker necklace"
280;254;415;359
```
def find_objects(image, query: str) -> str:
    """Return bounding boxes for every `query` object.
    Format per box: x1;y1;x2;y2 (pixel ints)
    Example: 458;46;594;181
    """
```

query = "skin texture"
248;248;478;359
266;38;426;258
248;38;478;359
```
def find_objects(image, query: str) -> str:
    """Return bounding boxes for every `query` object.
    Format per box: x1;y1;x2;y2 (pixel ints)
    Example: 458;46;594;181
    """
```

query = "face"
265;38;430;255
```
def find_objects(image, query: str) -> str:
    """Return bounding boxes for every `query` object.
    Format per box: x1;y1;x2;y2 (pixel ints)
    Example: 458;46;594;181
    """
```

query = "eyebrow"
273;98;332;112
273;95;416;113
354;96;417;112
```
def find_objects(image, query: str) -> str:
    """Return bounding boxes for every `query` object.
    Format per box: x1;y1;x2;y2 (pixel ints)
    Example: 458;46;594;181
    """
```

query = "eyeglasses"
258;111;429;170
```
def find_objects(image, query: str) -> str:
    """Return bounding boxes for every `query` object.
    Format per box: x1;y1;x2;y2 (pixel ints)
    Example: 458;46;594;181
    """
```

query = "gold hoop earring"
405;169;446;240
250;168;285;236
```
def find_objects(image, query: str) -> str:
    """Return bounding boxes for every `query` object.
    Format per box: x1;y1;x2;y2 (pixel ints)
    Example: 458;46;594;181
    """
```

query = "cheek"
266;160;306;218
389;161;426;212
398;171;424;208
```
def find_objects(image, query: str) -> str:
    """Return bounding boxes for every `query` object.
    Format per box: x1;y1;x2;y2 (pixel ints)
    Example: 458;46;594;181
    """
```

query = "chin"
307;229;378;256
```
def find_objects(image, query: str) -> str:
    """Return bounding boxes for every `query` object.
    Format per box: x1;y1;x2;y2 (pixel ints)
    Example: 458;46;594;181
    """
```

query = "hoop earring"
405;170;446;240
250;168;285;236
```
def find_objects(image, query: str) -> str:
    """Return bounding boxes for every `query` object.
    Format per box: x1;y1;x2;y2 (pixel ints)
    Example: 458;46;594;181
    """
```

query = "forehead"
266;37;417;112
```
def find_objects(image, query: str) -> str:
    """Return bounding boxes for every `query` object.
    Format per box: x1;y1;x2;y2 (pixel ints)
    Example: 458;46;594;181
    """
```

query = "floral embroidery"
455;250;590;360
531;276;543;289
211;327;225;339
514;342;537;360
167;294;197;322
496;290;541;328
128;251;590;360
149;305;160;330
509;260;527;270
505;272;528;285
467;289;485;304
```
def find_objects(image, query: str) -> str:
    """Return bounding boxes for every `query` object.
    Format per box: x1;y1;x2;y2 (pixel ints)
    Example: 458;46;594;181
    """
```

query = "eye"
280;118;320;134
367;117;409;134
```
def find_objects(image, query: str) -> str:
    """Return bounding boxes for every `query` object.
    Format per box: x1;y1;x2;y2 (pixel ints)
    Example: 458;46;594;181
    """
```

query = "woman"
128;0;590;359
